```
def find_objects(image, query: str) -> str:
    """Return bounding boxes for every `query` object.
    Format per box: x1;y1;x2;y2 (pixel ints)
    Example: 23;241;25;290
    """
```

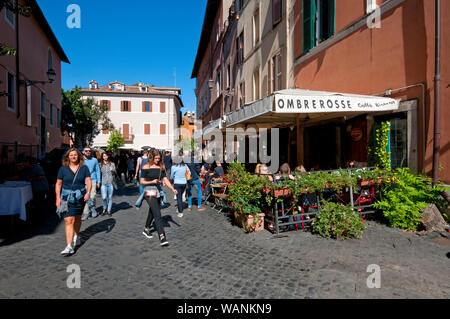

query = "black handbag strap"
71;167;80;191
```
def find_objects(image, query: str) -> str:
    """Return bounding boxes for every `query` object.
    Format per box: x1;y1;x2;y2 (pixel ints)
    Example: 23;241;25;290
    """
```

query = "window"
57;108;61;128
50;104;54;126
216;70;221;99
160;102;166;113
121;101;131;112
5;1;14;27
122;124;130;140
142;101;152;112
270;53;282;93
253;69;260;101
303;0;335;53
239;82;245;109
101;100;111;111
144;123;151;135
272;0;282;26
160;124;166;135
40;91;46;115
6;71;15;110
253;8;260;46
236;32;244;65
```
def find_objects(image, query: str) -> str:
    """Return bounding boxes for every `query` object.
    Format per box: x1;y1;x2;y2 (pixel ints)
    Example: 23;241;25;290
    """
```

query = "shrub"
373;168;448;231
312;200;366;240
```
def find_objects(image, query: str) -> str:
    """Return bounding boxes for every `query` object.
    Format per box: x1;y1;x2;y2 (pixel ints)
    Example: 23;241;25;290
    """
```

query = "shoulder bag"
185;165;192;182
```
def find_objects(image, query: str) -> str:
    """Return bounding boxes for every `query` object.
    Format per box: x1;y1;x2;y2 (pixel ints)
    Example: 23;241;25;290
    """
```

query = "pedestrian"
10;156;49;221
81;147;101;220
212;161;225;178
184;151;206;211
163;151;172;178
127;154;135;183
170;152;188;218
117;153;128;183
100;152;116;216
55;148;92;256
140;149;178;246
135;150;149;195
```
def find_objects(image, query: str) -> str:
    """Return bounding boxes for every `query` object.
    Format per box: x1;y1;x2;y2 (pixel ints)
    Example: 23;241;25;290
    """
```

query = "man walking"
184;151;206;211
81;147;101;220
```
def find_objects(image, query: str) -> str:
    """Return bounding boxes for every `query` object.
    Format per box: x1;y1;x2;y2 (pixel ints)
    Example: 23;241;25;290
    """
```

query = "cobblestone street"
0;185;449;299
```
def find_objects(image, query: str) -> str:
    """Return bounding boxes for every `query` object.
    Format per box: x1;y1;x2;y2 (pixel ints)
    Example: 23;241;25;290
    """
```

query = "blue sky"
36;0;207;114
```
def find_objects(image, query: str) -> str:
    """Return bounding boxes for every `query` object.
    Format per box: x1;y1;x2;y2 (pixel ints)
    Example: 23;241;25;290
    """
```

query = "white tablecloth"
0;182;33;221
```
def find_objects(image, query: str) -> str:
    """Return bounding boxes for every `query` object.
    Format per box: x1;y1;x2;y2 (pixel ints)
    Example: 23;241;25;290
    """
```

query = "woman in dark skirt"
55;148;92;256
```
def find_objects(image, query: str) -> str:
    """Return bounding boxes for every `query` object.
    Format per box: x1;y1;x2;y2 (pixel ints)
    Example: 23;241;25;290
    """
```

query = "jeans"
101;184;114;213
83;182;97;215
187;179;202;208
145;196;165;237
159;186;168;207
174;184;186;213
138;171;144;195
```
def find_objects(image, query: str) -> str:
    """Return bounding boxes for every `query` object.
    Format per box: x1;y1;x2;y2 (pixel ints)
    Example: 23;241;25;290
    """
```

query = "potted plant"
226;162;266;233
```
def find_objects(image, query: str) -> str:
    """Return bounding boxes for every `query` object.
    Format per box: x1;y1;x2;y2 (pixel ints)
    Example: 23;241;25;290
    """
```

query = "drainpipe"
432;0;441;185
15;0;20;119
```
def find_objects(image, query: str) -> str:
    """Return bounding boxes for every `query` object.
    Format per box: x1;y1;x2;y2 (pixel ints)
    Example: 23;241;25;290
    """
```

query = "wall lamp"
19;68;56;86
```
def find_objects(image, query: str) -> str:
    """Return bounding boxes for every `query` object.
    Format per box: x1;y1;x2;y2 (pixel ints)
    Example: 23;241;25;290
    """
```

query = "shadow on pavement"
0;213;62;247
78;218;116;248
161;215;180;229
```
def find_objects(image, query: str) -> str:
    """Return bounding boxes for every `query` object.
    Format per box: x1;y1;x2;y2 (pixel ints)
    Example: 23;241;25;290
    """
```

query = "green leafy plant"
368;121;391;169
312;200;366;240
373;168;448;231
106;130;124;152
226;162;269;232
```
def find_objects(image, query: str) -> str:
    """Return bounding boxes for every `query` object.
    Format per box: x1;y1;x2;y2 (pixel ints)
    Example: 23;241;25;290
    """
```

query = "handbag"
145;169;161;198
185;165;192;182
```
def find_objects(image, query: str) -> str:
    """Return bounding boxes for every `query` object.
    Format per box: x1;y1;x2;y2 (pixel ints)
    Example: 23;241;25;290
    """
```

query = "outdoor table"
0;181;33;221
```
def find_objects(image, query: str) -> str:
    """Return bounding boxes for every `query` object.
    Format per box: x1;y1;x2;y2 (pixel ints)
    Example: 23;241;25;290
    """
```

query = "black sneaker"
159;235;169;246
142;228;153;239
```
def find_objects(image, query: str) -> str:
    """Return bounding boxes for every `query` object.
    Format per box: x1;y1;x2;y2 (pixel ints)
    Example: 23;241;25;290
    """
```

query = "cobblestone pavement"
0;184;449;299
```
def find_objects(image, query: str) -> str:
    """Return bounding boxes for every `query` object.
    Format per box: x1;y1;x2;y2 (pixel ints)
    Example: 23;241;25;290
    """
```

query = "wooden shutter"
160;102;166;113
142;101;146;112
108;100;111;111
128;101;131;112
272;0;282;26
144;124;151;135
277;53;283;90
123;124;129;139
160;124;166;135
267;60;272;94
302;0;316;53
120;101;124;112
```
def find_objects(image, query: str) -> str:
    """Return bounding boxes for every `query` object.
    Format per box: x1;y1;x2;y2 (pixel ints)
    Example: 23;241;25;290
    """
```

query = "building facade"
80;81;183;152
180;112;197;140
292;0;450;182
0;0;69;162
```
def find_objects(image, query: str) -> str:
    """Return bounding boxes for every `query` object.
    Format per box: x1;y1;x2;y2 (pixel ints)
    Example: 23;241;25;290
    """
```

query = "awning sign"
275;94;399;113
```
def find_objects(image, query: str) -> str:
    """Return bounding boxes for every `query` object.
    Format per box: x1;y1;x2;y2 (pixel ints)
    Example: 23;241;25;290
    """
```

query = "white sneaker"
72;236;81;247
177;213;183;218
60;245;74;256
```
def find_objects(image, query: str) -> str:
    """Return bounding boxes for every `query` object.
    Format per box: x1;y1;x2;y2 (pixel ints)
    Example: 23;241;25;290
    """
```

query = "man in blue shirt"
81;147;101;220
184;151;206;211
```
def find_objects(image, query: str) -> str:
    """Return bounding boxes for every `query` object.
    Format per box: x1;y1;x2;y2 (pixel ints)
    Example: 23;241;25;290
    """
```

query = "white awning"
226;89;400;128
201;118;223;136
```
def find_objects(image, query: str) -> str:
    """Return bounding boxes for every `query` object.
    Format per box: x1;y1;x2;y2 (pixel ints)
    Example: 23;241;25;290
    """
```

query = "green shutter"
327;0;335;38
302;0;316;53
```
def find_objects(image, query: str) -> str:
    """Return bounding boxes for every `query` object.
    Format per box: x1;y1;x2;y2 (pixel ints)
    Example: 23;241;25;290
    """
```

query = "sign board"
275;94;399;113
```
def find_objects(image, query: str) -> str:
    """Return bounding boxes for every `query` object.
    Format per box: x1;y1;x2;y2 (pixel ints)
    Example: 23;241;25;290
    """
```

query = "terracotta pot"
236;213;265;232
273;188;292;198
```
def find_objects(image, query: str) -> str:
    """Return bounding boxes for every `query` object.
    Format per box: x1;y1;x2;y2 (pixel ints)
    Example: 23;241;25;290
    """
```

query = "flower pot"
273;188;292;198
236;213;265;232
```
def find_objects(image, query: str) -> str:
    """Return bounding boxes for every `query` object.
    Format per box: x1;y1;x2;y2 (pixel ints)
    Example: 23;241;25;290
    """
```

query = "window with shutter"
160;102;166;113
142;101;152;112
144;124;151;135
302;0;335;53
272;0;282;27
160;124;166;135
123;124;130;139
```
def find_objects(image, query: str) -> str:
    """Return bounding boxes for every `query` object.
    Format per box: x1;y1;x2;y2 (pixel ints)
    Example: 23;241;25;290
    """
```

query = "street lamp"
19;68;56;86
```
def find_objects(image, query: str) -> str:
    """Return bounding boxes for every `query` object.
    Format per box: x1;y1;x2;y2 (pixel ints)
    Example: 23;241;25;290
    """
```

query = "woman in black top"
140;149;177;246
55;148;92;256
